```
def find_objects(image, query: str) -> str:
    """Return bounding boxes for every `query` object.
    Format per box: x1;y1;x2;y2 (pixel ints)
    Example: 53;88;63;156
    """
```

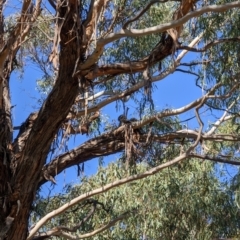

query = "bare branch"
206;97;239;136
33;211;131;240
190;153;240;166
123;0;168;29
179;37;240;52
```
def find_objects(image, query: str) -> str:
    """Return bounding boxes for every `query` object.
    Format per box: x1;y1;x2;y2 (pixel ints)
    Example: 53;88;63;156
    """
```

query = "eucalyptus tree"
1;0;240;239
32;160;240;240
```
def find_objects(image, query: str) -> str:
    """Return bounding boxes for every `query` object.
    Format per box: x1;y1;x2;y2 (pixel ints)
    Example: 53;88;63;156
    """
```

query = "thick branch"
75;34;203;118
39;136;125;185
40;82;226;185
84;0;108;47
84;31;202;80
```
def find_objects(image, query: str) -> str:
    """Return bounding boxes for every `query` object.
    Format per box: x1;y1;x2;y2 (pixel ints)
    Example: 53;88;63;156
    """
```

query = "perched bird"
118;115;128;126
117;115;144;134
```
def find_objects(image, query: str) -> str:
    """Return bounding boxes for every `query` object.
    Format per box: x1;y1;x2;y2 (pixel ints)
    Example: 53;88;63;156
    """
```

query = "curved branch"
179;37;240;52
206;97;239;136
39;137;125;185
84;31;203;80
73;211;131;239
33;211;131;240
80;1;240;70
190;153;240;166
123;0;168;29
76;34;203;118
29;152;189;239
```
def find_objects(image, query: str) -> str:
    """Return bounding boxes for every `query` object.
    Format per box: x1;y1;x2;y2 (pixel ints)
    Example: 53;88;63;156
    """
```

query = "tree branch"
72;34;203;119
39;81;230;185
84;0;108;48
84;31;203;80
33;211;131;240
179;37;240;52
148;131;240;143
0;0;42;77
123;0;169;29
190;153;240;166
29;152;189;239
206;97;239;136
80;1;240;70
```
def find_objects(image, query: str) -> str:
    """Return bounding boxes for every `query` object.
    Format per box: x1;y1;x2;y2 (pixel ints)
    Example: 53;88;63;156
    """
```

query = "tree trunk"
0;0;84;238
0;69;15;238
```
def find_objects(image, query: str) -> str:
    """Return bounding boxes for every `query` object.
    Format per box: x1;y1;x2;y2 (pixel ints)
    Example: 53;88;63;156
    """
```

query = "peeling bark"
1;0;85;238
0;60;15;240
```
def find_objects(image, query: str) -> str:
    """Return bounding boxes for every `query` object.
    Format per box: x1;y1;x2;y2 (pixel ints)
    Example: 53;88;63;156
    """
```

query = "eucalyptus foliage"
33;160;240;240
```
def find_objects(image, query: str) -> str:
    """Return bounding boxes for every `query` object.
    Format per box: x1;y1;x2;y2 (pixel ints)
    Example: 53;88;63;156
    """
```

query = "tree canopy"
1;0;240;239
